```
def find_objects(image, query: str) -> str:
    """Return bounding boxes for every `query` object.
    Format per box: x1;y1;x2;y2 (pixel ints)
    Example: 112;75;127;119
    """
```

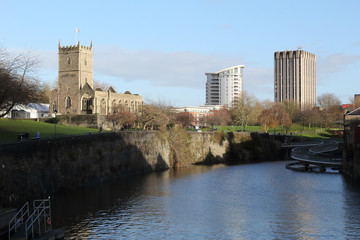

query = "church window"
52;102;57;112
67;57;71;65
66;96;72;108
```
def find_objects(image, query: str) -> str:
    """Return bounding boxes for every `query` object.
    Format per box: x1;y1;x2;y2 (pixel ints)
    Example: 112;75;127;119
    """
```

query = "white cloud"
94;46;242;89
318;53;360;74
352;41;360;47
244;67;273;99
94;46;274;99
21;46;274;101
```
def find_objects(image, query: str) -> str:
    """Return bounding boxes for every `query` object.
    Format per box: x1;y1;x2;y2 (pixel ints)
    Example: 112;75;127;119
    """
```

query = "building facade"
1;103;49;119
173;105;223;127
274;50;316;110
205;65;244;107
50;42;143;115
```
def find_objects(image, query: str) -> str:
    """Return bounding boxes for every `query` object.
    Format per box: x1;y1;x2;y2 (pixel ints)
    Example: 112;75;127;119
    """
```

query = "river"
52;161;360;239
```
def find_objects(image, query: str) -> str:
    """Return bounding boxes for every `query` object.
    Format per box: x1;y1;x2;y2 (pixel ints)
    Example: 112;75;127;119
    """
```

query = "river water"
52;161;360;239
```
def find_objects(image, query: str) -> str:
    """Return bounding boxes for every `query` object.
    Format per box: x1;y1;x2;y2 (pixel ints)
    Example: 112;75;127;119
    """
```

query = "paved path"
285;140;342;172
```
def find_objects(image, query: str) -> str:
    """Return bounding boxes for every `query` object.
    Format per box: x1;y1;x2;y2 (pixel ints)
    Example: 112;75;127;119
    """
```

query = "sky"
0;0;359;107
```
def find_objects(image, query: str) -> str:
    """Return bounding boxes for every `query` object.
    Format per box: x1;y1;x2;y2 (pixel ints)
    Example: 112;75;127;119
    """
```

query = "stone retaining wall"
0;131;279;208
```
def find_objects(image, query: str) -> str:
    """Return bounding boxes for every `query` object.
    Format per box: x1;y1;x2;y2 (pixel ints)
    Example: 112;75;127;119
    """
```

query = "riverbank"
0;129;281;208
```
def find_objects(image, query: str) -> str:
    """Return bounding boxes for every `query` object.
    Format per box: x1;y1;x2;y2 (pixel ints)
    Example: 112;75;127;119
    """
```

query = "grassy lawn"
0;119;99;144
203;123;341;140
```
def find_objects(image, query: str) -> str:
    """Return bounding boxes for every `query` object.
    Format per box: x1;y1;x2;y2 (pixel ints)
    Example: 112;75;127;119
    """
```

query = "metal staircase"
8;199;52;240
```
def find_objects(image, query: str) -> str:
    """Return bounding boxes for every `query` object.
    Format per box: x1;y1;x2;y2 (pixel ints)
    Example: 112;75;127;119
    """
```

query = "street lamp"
113;111;116;132
54;110;57;138
154;114;157;130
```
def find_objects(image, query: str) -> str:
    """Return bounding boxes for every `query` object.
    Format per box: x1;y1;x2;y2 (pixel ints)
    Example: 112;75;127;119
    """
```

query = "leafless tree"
209;107;232;128
136;102;175;130
282;100;301;122
108;104;137;129
317;93;342;128
175;112;194;128
258;104;291;132
231;91;258;130
317;93;341;110
0;47;42;118
93;79;110;91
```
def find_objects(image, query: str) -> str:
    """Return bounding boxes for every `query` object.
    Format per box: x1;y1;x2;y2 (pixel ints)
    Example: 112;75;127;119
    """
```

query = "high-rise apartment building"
205;65;244;107
274;50;316;110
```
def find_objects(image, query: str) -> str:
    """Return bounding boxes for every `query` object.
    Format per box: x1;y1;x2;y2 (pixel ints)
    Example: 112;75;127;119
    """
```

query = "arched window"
52;102;57;112
67;57;71;65
66;96;71;108
100;99;107;115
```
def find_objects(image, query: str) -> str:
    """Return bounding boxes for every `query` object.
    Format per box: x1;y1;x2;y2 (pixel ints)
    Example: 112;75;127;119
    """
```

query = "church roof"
108;87;116;93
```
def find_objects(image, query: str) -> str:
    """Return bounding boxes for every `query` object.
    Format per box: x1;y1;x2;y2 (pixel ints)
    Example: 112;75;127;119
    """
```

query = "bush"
45;117;60;124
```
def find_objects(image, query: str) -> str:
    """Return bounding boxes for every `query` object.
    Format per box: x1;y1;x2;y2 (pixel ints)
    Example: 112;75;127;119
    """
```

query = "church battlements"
58;41;92;51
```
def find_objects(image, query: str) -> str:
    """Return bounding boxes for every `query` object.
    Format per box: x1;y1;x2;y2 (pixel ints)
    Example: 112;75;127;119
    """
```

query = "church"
49;41;143;115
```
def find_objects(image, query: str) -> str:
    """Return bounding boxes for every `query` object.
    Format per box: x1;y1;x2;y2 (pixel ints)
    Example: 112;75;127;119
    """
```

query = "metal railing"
8;202;29;240
24;199;52;240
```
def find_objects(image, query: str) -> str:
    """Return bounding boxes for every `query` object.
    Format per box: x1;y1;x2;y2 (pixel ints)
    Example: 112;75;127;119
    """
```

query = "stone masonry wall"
0;131;248;208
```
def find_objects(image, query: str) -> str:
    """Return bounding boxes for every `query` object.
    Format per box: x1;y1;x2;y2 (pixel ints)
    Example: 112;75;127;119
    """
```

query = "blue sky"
1;0;359;106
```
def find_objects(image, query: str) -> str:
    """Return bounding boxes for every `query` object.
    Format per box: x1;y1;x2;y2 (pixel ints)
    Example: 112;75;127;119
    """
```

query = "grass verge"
0;119;99;144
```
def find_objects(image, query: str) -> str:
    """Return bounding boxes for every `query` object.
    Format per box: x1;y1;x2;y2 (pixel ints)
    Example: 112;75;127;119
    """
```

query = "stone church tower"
49;41;143;116
57;41;93;114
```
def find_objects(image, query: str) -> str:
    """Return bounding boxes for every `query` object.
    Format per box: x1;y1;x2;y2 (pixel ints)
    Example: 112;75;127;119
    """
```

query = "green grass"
217;125;262;132
205;123;341;140
0;119;99;144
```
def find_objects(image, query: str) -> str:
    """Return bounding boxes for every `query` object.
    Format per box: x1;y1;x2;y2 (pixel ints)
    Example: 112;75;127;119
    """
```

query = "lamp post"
154;114;157;131
113;111;116;132
54;110;57;138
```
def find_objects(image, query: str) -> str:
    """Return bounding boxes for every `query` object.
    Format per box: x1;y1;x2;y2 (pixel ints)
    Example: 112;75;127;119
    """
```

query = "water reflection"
52;162;360;239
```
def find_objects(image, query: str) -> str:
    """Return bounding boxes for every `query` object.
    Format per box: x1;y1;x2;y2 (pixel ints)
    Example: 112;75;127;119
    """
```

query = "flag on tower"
76;28;80;33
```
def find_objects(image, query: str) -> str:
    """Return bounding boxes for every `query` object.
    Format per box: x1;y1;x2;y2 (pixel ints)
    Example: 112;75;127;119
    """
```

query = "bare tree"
231;91;258;130
175;112;194;128
136;102;175;130
317;93;341;110
282;100;300;122
210;107;232;128
108;104;137;129
93;79;110;91
299;107;321;129
258;104;291;132
317;93;342;128
0;48;42;118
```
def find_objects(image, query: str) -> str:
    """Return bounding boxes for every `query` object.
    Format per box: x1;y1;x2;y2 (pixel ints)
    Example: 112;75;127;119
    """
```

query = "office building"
274;50;316;110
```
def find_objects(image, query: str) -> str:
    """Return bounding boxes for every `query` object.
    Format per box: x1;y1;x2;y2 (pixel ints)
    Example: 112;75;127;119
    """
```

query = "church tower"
57;41;93;114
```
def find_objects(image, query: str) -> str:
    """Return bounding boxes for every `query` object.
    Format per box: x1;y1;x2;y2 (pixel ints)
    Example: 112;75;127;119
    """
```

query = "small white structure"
2;103;49;119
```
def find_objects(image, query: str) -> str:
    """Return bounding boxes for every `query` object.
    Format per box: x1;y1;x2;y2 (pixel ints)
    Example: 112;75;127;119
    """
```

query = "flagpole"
75;28;77;44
